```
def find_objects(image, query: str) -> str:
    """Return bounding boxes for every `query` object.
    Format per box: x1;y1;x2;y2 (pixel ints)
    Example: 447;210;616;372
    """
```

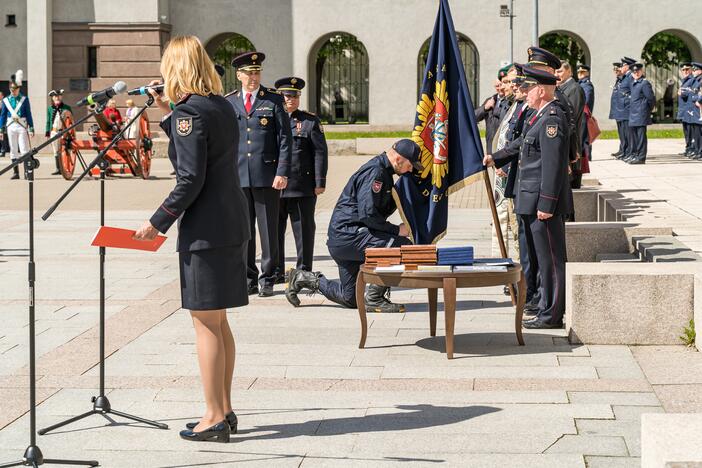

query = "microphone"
76;81;127;107
127;83;164;96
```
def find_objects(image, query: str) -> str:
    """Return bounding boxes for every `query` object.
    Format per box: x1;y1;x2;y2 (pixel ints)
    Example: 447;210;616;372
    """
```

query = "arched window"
417;34;479;102
641;31;698;122
538;31;591;70
205;33;256;95
312;32;369;124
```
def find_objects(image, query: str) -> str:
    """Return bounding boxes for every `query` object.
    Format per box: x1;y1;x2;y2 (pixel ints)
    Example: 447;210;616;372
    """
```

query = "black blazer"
282;109;328;198
150;94;250;252
226;87;292;188
514;101;573;216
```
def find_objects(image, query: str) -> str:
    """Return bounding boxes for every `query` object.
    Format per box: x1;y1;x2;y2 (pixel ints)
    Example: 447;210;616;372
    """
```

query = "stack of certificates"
364;247;402;266
436;246;474;266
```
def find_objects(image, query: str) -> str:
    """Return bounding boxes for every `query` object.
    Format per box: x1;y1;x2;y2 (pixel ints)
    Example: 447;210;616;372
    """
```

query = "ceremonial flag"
394;0;485;244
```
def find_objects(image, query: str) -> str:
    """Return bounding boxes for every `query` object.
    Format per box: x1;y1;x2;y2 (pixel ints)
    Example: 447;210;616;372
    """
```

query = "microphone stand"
38;95;168;436
0;108;102;468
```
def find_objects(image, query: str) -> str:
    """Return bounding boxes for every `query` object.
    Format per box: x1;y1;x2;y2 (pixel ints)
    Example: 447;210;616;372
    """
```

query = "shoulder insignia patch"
546;124;558;138
372;180;383;193
176;117;192;136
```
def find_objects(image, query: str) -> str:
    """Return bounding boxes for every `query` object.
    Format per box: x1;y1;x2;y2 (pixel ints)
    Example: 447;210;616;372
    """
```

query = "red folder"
91;226;167;252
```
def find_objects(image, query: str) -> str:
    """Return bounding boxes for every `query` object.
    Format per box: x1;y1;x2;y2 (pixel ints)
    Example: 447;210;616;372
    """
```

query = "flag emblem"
414;80;450;188
372;180;383;193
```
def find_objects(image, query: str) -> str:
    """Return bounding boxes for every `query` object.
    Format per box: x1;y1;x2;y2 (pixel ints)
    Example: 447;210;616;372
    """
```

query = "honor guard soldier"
618;56;637;160
226;52;292;297
0;71;34;179
485;66;573;329
677;62;694;157
625;63;655;164
274;77;328;279
285;139;423;313
686;62;702;159
609;62;628;157
577;65;595;112
46;89;72;175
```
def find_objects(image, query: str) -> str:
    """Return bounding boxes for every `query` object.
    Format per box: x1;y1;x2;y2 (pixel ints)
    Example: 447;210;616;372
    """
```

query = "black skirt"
179;243;249;310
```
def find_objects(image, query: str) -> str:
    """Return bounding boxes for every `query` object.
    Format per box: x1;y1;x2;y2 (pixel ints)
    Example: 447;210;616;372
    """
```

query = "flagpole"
483;169;517;306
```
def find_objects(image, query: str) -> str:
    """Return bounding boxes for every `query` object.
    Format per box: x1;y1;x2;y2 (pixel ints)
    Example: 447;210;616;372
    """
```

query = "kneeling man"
285;139;423;313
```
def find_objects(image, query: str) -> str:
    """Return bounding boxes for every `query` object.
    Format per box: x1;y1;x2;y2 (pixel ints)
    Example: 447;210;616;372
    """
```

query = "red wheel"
57;111;78;180
137;113;152;179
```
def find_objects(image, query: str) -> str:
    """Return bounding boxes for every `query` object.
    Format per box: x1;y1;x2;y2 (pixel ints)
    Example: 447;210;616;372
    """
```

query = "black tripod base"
0;445;99;467
37;395;168;436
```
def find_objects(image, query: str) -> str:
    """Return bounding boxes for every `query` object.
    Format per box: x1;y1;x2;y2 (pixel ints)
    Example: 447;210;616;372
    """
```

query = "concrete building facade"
4;0;701;133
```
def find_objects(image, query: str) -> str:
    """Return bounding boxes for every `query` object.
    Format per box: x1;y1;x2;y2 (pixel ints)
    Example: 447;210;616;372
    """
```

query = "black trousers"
629;126;648;161
520;214;566;325
616;120;629;155
319;228;411;308
518;215;540;305
278;196;317;272
683;122;691;152
243;187;280;287
691;123;702;155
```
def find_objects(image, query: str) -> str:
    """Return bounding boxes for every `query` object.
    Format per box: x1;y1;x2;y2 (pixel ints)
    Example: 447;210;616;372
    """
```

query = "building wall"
0;0;28;83
6;0;701;131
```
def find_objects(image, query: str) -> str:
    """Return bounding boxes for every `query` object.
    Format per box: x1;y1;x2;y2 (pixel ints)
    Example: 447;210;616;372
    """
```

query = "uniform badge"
296;121;302;135
372;180;383;193
291;78;297;85
260;117;269;126
176;117;192;136
546;124;558;138
259;90;264;97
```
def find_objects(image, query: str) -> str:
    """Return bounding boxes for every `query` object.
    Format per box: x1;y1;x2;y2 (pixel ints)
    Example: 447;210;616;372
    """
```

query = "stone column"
27;0;52;136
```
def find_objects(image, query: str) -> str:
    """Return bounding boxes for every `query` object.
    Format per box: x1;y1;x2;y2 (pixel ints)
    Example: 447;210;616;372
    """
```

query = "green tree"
209;34;255;94
539;33;586;69
642;32;691;69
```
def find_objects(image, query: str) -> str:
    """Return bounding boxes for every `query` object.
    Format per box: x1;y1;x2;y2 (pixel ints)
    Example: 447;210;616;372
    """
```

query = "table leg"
356;270;367;349
428;288;437;337
515;272;526;346
443;277;456;359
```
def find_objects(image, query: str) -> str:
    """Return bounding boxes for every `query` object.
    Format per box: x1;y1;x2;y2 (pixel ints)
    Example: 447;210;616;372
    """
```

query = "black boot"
10;165;19;180
285;268;320;307
51;155;61;175
364;284;405;313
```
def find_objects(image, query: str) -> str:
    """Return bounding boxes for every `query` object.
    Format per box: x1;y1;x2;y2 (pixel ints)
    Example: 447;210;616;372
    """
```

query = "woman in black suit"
134;35;250;443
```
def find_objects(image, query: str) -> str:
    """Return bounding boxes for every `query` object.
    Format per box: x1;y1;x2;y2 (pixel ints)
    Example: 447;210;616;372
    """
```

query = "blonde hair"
126;99;134;107
161;35;223;102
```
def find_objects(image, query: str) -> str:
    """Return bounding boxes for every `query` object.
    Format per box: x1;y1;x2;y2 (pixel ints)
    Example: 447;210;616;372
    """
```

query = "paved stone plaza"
0;140;700;467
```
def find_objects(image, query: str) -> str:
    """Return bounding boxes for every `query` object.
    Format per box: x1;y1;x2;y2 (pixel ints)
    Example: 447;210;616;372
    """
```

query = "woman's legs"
190;309;227;431
220;313;236;414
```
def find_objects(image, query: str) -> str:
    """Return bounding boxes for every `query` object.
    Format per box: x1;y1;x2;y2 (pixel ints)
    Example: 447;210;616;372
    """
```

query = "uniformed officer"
0;71;34;180
677;62;694;157
45;89;72;176
274;76;328;278
625;63;655;164
577;65;595;112
618;57;637;160
225;52;292;297
609;62;627;157
687;62;702;160
285;140;423;313
526;47;581;190
485;66;572;329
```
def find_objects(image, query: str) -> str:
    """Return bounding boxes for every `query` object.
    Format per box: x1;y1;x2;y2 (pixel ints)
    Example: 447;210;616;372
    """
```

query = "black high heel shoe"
185;412;238;433
179;420;229;443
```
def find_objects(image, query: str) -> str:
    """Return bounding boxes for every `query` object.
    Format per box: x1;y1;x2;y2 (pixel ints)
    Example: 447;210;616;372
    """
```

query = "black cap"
275;76;306;95
621;57;637;66
214;64;225;77
612;62;622;67
231;51;265;71
48;89;64;97
527;46;561;70
577;64;590;73
692;62;702;70
393;139;423;171
630;62;644;72
520;65;559;86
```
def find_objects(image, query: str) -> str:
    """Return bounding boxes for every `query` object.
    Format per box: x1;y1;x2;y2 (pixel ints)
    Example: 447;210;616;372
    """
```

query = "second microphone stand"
38;95;168;436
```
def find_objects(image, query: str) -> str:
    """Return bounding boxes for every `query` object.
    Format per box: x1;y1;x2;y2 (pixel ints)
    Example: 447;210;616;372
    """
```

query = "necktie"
245;93;252;113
